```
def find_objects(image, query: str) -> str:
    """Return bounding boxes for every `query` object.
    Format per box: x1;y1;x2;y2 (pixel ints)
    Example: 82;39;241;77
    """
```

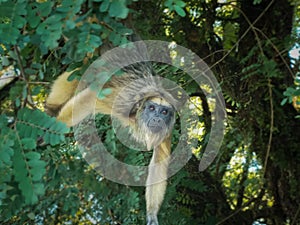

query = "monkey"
45;60;185;225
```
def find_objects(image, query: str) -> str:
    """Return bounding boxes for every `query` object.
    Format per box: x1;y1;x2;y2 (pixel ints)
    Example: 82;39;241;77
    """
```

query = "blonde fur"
45;71;79;116
45;71;176;225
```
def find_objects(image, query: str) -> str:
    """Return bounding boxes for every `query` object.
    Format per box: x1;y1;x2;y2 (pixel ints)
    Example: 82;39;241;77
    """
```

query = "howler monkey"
46;49;185;225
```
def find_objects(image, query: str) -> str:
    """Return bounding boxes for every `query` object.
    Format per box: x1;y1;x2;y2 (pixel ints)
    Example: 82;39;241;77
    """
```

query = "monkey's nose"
148;117;164;133
152;117;161;123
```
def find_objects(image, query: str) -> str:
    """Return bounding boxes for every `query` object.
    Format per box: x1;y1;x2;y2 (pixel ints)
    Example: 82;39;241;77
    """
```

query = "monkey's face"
142;100;174;133
136;97;175;150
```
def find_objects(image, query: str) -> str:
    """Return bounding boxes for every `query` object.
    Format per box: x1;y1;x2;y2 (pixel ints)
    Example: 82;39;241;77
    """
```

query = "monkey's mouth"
148;125;163;133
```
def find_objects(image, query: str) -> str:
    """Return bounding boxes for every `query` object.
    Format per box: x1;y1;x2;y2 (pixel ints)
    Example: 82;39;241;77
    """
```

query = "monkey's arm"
56;86;117;127
146;136;171;225
55;88;97;126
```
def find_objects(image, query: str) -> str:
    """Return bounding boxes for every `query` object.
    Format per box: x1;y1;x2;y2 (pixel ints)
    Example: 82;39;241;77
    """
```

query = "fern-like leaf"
11;137;45;205
0;1;27;45
0;116;15;201
16;108;70;145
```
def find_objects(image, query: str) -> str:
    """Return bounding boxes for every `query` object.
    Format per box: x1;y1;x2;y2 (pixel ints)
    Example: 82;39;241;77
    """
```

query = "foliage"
0;109;69;220
281;72;300;114
0;0;300;224
164;0;187;17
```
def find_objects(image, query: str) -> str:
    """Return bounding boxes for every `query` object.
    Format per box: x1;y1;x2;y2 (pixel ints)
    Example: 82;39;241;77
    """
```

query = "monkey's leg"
146;137;171;225
46;71;79;116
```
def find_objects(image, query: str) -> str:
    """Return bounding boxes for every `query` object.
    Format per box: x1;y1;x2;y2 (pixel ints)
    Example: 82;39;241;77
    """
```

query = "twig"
263;79;274;176
291;204;300;225
14;45;34;108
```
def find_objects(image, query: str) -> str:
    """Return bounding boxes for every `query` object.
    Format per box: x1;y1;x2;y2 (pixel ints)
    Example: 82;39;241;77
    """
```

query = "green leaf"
109;0;129;19
280;98;288;106
97;88;112;99
77;32;102;55
0;1;27;44
19;178;38;204
174;5;186;17
21;138;36;150
223;22;237;50
36;15;63;49
164;0;173;9
175;0;186;7
27;212;35;220
109;32;122;46
283;87;296;97
30;167;46;181
12;137;46;205
0;25;20;45
37;1;53;17
100;0;110;12
33;183;45;195
0;131;14;166
65;20;76;29
25;152;40;161
253;0;262;5
27;3;41;28
294;89;300;95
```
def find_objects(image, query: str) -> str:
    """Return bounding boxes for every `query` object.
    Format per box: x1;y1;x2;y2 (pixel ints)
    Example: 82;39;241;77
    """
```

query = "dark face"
141;100;175;134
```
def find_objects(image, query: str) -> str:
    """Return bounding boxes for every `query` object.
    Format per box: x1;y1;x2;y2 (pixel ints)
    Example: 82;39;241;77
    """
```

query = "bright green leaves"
0;0;27;45
109;0;129;19
164;0;186;17
99;0;129;19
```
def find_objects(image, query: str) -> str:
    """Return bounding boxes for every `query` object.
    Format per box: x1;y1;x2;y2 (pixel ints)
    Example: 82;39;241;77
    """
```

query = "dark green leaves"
281;87;300;106
0;0;27;45
99;0;129;19
0;109;70;208
16;108;69;145
77;32;103;54
109;0;129;19
12;141;46;205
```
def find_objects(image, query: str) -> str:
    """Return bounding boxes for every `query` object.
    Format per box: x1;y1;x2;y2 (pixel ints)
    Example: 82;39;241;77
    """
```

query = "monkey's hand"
147;214;159;225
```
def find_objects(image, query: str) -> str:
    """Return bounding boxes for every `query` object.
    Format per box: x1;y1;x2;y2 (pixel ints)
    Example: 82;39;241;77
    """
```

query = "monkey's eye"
161;109;168;115
149;105;155;111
